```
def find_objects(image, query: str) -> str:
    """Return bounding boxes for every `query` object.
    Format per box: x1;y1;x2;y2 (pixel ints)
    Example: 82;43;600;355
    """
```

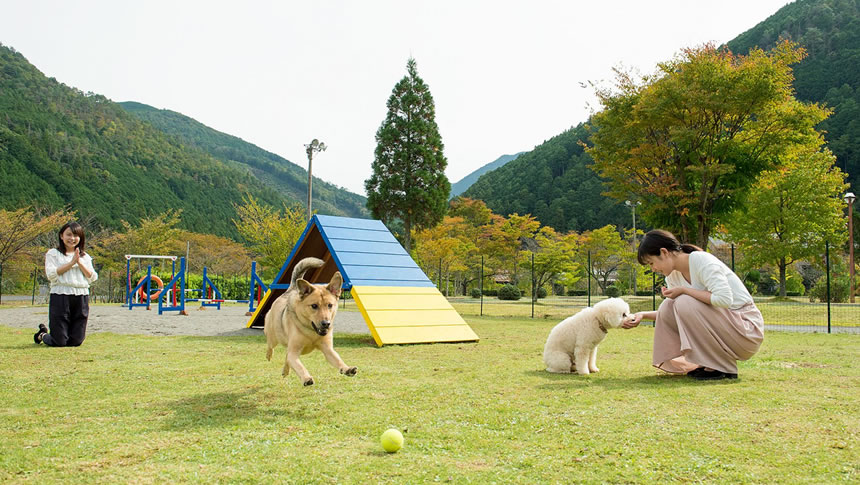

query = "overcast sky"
1;0;792;196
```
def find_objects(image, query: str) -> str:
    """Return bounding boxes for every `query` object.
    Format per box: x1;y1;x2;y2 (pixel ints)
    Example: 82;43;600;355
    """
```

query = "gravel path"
0;302;371;338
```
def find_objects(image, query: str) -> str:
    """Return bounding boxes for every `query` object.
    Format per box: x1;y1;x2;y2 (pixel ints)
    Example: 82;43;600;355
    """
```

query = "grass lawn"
1;318;857;484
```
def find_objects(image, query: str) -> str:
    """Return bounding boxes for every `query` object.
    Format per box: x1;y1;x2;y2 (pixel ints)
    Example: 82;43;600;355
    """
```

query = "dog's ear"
327;272;343;298
296;279;315;299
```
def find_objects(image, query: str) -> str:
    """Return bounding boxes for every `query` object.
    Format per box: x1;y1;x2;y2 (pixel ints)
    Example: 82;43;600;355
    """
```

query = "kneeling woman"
624;230;763;380
34;222;98;347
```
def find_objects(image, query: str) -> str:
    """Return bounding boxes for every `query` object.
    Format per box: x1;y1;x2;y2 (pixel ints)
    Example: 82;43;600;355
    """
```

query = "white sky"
1;0;791;196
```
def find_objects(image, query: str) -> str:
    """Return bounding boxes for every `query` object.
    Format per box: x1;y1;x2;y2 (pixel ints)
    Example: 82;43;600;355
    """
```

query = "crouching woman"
624;230;763;380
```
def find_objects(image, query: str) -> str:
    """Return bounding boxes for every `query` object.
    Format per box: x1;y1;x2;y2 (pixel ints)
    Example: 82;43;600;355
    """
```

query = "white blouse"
665;251;754;309
45;248;99;295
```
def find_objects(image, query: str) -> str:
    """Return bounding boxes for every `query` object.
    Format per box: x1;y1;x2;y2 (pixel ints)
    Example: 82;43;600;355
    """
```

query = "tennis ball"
380;428;404;453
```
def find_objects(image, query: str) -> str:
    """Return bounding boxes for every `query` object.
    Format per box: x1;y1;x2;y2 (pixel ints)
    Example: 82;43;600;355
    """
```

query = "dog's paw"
589;367;600;373
342;366;358;376
303;378;314;386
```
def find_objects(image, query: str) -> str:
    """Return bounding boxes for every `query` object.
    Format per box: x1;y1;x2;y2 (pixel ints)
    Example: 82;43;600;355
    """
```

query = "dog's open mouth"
311;321;328;336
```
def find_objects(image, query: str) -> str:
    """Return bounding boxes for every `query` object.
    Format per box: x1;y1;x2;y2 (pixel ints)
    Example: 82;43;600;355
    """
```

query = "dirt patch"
0;302;370;338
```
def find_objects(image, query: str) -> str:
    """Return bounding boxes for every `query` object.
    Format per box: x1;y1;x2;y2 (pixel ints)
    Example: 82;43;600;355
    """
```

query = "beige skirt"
652;295;764;374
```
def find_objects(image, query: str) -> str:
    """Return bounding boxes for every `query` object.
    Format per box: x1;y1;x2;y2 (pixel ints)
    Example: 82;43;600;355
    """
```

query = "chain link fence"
434;247;860;334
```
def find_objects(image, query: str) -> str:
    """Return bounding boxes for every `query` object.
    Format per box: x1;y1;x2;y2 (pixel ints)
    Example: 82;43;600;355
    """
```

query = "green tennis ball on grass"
380;428;404;453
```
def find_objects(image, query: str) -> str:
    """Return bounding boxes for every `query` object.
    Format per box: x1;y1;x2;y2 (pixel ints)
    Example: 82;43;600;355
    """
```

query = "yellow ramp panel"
350;285;479;347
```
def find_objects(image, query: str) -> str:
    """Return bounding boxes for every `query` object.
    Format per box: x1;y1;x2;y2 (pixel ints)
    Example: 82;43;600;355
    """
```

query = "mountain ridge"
449;152;524;199
118;101;368;219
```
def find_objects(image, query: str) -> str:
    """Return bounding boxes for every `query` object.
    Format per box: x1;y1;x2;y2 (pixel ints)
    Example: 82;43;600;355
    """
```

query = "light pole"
845;192;856;303
626;200;641;295
305;139;327;221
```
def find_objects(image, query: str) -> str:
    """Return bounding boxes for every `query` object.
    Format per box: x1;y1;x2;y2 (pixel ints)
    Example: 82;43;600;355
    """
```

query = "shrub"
470;288;482;299
635;290;654;296
536;287;548;299
498;284;522;300
810;276;849;303
604;286;620;298
567;289;588;296
483;288;498;297
785;271;805;296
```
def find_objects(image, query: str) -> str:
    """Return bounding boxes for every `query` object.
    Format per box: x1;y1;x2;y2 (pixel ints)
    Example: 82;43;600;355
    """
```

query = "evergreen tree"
365;58;450;251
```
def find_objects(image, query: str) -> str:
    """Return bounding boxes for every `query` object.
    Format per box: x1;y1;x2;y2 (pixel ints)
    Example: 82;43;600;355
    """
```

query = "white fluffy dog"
543;297;631;375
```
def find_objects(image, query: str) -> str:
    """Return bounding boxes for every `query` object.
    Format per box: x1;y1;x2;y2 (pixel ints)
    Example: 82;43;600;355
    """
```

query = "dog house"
246;215;479;346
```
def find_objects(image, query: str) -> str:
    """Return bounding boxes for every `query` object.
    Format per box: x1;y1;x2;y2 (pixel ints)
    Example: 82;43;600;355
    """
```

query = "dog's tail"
290;257;325;287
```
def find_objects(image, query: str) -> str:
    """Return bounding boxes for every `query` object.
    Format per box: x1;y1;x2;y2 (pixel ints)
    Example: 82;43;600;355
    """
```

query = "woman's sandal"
687;367;706;377
692;369;738;380
33;324;47;344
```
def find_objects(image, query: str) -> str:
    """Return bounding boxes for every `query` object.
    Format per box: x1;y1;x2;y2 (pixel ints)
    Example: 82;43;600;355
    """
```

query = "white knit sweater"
45;248;99;295
665;251;753;309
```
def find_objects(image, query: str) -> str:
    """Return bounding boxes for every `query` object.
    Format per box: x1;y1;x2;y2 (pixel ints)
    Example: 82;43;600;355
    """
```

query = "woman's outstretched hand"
622;313;643;329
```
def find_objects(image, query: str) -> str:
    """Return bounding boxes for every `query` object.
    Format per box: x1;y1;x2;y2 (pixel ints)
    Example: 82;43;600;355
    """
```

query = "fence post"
32;266;37;305
480;255;484;317
731;244;735;272
587;251;592;307
826;241;831;333
652;271;656;312
531;252;535;319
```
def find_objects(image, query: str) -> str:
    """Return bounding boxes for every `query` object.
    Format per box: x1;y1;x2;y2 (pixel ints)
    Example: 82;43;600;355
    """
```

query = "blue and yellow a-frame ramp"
246;215;479;346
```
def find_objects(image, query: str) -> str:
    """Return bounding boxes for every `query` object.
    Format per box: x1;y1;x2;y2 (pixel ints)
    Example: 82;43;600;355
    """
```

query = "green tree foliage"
170;231;252;277
587;41;830;249
0;207;74;301
726;0;860;190
232;196;306;280
725;146;847;296
412;216;473;296
93;211;184;272
485;213;541;285
462;124;630;233
518;226;580;295
0;44;286;240
366;58;450;251
119;102;368;219
577;225;629;293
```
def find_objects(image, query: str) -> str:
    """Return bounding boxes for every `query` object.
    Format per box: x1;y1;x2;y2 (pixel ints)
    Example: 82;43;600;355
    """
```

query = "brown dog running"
264;257;357;386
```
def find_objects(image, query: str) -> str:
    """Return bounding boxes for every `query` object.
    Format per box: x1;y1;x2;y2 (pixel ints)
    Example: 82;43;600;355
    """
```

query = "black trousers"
44;293;89;347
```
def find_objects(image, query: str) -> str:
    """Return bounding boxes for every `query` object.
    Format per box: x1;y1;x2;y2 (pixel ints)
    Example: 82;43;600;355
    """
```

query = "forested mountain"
449;152;524;199
0;43;294;239
466;0;860;233
727;0;860;189
119;102;368;219
462;124;630;233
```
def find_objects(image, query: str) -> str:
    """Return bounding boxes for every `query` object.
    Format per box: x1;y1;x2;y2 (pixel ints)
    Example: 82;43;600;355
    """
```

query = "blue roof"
313;215;435;288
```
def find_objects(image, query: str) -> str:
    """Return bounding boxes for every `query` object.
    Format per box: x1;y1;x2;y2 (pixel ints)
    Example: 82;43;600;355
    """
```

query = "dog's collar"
598;321;608;334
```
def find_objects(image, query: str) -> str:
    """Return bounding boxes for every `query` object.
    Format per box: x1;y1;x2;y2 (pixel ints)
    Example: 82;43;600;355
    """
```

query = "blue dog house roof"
270;215;435;290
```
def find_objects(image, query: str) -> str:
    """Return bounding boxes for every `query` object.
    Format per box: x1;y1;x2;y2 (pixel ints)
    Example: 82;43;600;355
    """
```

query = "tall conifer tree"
365;58;450;251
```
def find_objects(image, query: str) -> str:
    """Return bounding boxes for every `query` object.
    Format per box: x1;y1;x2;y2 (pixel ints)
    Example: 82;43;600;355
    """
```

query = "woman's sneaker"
33;324;47;344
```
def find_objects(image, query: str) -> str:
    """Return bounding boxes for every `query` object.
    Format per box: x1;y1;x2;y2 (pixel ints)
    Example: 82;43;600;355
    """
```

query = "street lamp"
626;200;641;294
305;139;327;221
845;192;856;303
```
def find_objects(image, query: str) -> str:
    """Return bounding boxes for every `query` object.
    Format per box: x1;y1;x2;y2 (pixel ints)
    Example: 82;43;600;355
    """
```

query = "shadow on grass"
161;387;299;430
526;370;740;390
188;332;377;348
174;333;375;349
0;343;41;351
